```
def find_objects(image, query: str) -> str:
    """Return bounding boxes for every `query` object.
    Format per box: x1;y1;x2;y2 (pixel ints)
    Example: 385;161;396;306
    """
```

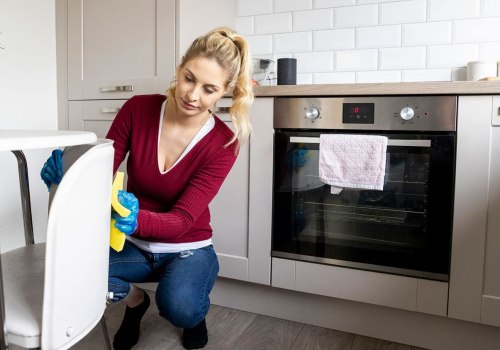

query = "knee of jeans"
157;296;204;328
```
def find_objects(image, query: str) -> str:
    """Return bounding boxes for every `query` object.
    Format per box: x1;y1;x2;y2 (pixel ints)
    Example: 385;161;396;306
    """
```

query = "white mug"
467;61;497;81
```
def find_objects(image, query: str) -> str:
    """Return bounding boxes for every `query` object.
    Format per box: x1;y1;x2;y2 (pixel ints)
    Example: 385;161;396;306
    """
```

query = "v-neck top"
157;99;215;174
106;94;238;244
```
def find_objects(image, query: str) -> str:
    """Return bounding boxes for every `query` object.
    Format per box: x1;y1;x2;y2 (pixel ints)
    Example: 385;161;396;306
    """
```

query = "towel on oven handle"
319;134;388;194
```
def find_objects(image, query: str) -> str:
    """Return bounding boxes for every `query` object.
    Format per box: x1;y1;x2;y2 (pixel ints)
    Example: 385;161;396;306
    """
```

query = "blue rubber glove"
112;190;139;235
287;146;310;169
40;149;63;190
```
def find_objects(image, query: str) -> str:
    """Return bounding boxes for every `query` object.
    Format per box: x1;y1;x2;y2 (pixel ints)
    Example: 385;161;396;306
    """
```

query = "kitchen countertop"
252;80;500;96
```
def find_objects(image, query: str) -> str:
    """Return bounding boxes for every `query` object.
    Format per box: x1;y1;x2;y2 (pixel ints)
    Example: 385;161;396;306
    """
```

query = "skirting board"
210;277;500;350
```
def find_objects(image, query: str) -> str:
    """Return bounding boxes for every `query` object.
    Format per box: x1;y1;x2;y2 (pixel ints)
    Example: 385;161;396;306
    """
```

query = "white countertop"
0;130;97;151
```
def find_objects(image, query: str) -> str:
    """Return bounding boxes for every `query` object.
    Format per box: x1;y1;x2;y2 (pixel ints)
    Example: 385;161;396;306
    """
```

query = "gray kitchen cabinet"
210;98;274;285
68;100;128;174
68;100;124;138
67;0;175;100
448;95;500;327
480;96;500;327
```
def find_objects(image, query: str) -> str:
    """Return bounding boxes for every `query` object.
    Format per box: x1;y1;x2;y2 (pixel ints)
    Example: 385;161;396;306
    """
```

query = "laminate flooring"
12;291;428;350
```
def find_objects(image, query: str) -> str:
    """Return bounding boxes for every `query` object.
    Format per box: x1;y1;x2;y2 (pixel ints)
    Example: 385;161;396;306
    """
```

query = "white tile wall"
402;22;452;46
275;0;312;13
379;46;426;69
356;70;401;83
274;32;313;53
480;42;500;60
236;16;254;35
246;35;273;55
427;0;480;21
314;29;355;50
255;13;292;34
402;68;452;82
427;44;479;68
237;0;272;16
357;25;401;48
297;73;313;84
453;17;500;43
314;0;355;8
336;49;378;71
294;9;333;31
238;0;500;83
334;5;378;28
379;0;426;25
294;51;334;73
313;71;356;83
482;0;500;17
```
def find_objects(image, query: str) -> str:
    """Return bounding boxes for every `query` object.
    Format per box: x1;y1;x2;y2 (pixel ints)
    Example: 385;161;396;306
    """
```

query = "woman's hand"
112;190;139;235
40;149;63;190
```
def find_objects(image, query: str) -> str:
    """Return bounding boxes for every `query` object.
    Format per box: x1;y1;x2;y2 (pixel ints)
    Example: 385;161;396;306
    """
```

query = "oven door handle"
289;136;431;148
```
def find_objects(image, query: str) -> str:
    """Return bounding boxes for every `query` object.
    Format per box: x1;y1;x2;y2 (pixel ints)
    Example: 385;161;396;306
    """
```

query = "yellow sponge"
110;172;130;252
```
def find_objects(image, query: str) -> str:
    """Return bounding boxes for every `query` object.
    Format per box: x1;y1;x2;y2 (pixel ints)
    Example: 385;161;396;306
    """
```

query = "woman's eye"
204;88;215;94
185;75;193;82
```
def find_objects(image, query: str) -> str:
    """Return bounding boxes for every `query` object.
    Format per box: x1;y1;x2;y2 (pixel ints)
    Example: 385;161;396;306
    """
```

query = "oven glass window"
272;131;456;281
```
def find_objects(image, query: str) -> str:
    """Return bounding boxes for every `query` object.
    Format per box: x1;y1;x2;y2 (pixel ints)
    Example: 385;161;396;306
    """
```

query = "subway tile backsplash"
237;0;500;83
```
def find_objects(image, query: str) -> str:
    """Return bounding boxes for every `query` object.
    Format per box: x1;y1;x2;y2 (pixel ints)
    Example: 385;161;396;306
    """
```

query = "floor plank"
203;304;258;349
290;324;355;350
351;335;413;350
233;314;305;350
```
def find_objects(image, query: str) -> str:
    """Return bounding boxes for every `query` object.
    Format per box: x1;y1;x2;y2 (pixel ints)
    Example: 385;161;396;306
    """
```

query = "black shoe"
182;319;208;349
113;291;151;350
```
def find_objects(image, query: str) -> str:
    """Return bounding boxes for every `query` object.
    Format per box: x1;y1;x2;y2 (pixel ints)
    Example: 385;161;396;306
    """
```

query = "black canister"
277;58;297;85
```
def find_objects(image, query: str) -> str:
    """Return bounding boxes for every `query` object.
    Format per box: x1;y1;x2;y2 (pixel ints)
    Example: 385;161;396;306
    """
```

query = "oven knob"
305;107;320;120
400;107;415;121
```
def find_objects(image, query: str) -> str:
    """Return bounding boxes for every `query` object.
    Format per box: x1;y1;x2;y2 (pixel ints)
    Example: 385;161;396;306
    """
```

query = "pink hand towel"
319;134;388;194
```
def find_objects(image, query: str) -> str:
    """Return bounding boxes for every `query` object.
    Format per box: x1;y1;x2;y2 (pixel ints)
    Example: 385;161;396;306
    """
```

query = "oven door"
272;130;456;281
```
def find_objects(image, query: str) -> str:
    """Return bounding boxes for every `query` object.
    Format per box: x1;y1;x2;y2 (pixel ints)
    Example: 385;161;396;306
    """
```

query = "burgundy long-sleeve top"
106;94;238;243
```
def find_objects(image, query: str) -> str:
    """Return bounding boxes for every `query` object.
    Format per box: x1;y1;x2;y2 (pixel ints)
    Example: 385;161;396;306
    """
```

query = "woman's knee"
156;292;206;328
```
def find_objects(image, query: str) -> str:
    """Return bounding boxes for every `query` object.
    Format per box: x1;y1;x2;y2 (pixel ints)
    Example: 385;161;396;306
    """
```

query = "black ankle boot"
113;292;151;350
182;319;208;349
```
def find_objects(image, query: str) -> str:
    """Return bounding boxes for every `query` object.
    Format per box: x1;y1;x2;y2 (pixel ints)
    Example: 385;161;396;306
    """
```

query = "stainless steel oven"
272;96;457;281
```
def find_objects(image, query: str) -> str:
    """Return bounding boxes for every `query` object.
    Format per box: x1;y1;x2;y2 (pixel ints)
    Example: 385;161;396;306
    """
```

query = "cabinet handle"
289;136;431;147
100;85;134;93
100;107;121;114
214;107;230;113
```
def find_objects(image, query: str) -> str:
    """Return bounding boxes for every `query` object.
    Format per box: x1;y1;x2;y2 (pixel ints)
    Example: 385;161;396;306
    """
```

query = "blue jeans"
108;241;219;328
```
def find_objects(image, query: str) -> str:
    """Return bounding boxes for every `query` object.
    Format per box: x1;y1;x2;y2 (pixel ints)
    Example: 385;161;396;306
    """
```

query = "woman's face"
175;56;229;119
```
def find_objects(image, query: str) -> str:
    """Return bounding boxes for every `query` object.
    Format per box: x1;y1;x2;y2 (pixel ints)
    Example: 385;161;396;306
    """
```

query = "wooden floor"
18;291;428;350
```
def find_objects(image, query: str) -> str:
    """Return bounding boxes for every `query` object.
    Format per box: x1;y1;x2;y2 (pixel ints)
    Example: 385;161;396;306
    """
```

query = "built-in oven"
272;96;457;281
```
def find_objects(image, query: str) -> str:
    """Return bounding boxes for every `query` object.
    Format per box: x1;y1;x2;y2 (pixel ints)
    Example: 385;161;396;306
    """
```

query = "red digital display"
343;103;375;124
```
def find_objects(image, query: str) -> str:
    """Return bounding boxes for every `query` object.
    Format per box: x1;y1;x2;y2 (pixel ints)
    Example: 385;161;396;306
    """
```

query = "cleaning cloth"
319;134;388;194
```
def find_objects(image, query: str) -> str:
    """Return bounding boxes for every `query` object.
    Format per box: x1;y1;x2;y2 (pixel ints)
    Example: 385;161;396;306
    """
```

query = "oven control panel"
274;96;457;132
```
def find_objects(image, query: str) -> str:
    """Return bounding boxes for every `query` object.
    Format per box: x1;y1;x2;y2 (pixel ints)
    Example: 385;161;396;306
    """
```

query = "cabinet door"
210;99;250;281
481;96;500;327
67;0;175;100
210;98;274;285
448;96;492;323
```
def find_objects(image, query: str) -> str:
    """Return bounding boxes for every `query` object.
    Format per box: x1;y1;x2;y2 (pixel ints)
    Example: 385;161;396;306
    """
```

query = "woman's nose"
186;86;200;101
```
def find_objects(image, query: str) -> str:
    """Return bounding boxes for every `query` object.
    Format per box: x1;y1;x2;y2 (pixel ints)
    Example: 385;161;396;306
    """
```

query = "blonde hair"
167;27;254;148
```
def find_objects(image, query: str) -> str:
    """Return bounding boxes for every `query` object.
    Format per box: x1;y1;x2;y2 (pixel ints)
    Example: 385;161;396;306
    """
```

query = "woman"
41;27;253;350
